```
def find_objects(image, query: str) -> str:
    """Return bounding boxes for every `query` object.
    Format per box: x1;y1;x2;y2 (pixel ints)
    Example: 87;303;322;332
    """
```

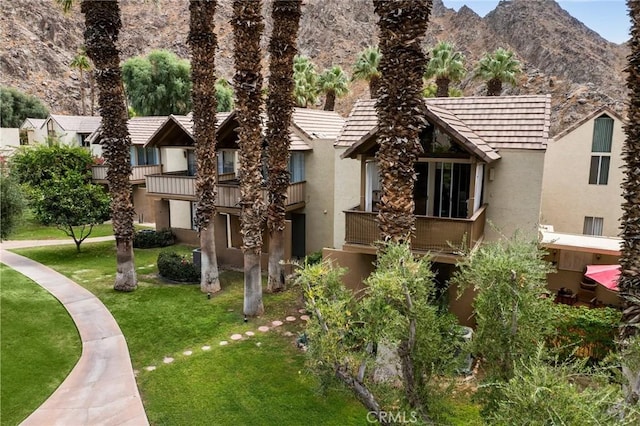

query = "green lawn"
9;209;116;241
0;265;81;426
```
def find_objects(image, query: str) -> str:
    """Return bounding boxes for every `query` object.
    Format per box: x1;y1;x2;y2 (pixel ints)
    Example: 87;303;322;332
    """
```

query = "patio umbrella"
584;264;621;291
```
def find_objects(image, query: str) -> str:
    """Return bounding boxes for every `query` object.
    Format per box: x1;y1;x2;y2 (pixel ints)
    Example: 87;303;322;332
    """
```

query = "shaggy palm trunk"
435;76;449;97
79;68;86;115
233;0;265;316
266;0;301;293
323;90;336;111
189;0;221;294
487;77;502;96
373;0;431;245
619;0;640;405
370;75;381;98
81;0;137;291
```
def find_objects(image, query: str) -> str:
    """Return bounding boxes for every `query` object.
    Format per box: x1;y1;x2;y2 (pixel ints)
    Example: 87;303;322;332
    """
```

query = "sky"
442;0;631;44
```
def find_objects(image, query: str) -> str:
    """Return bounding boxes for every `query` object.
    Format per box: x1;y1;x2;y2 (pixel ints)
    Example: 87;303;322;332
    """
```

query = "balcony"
92;164;162;184
344;204;487;256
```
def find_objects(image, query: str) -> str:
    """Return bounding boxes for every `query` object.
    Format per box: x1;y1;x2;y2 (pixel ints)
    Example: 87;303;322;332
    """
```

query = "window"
80;134;90;148
583;216;604;236
187;150;197;176
217;150;235;175
588;115;613;185
588;155;610;185
131;146;159;166
288;152;305;183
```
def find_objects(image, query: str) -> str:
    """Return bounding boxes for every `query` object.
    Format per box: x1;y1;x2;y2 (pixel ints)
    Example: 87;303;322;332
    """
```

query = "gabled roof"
87;116;168;145
336;95;552;155
291;108;345;140
46;114;102;134
20;118;46;130
553;105;626;141
145;112;231;148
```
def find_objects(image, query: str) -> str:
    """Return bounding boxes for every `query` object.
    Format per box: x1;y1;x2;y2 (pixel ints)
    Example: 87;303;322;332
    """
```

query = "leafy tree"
424;41;466;97
0;172;24;240
215;78;234;112
317;65;349;111
122;49;192;116
474;47;522;96
352;46;382;98
0;86;48;128
423;83;462;98
70;49;92;115
32;173;110;252
293;55;318;107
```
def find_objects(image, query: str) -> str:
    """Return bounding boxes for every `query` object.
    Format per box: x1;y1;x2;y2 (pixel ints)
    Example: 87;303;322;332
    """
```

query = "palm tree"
80;0;137;291
292;55;318;107
70;49;91;115
352;46;381;98
317;65;349;111
265;0;301;293
474;47;521;96
619;0;640;406
188;0;221;294
232;0;265;317
373;0;431;419
424;41;465;98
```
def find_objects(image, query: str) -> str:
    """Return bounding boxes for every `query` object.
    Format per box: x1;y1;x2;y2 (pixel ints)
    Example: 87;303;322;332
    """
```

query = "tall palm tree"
232;0;265;316
424;41;465;98
265;0;301;293
80;0;137;291
70;49;91;115
373;0;431;419
292;55;318;107
619;0;640;405
474;47;521;96
317;65;349;111
188;0;221;294
352;46;381;98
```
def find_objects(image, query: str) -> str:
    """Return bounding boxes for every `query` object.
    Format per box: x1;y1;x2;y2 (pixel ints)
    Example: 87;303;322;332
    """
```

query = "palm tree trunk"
619;0;640;406
233;0;265;316
324;90;336;110
266;0;301;293
81;0;137;292
370;75;381;98
189;0;221;294
79;68;86;115
90;70;95;115
435;76;449;97
487;77;502;96
373;0;431;244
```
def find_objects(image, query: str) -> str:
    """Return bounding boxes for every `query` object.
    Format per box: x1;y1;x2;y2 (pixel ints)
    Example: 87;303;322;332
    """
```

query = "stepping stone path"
142;312;306;373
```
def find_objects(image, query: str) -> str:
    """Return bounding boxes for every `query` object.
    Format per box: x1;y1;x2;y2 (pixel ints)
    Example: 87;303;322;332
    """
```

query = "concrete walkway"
0;238;149;426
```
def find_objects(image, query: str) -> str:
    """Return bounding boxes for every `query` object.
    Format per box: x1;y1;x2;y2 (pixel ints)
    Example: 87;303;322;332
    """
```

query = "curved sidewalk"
0;240;149;426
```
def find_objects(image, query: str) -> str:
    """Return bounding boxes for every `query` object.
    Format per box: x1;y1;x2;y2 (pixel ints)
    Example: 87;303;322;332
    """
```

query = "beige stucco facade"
331;147;362;249
541;110;624;238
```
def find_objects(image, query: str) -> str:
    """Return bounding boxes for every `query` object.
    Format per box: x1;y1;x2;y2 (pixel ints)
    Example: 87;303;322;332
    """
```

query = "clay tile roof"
21;118;46;130
88;116;168;145
291;108;345;140
49;114;102;134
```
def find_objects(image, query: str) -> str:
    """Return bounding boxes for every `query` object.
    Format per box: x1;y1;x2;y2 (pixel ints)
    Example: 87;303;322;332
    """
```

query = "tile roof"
88;116;167;145
48;114;102;134
291;108;345;140
20;118;46;130
336;95;551;152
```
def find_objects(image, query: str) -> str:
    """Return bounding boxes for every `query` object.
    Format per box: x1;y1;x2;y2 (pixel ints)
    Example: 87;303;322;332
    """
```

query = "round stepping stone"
144;366;156;372
201;345;211;351
163;357;174;364
231;334;243;341
285;316;296;322
258;326;269;332
283;331;294;337
298;308;307;314
219;341;229;346
245;331;255;336
183;350;193;356
300;315;310;321
256;342;262;347
272;320;283;327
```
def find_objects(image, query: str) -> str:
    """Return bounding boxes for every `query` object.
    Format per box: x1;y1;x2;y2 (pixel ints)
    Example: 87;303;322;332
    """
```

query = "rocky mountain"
0;0;629;135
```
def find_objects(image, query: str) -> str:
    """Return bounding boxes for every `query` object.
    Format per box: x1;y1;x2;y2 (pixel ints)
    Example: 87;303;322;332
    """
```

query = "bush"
157;251;200;283
134;229;175;249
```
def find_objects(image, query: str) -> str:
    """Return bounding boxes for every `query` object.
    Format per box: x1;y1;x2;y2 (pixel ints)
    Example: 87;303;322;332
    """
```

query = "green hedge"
134;229;175;249
157;251;200;283
549;304;621;361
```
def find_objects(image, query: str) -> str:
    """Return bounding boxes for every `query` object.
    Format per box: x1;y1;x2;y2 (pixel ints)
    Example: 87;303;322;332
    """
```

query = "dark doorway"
291;213;306;259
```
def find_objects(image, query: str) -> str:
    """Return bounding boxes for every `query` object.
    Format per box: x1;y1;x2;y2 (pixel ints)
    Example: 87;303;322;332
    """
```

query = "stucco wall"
132;185;154;224
541;114;624;237
162;147;188;172
169;200;192;229
331;146;362;249
484;149;545;241
303;139;335;253
0;128;20;155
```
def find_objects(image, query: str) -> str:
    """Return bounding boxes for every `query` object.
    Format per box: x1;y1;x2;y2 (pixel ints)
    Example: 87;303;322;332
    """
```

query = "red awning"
584;264;621;291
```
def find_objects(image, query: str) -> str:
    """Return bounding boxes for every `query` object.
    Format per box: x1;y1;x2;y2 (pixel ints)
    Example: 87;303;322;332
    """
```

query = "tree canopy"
292;55;318;107
352;46;382;98
122;49;192;116
474;47;522;96
424;41;466;97
0;172;24;240
0;86;49;128
317;65;349;111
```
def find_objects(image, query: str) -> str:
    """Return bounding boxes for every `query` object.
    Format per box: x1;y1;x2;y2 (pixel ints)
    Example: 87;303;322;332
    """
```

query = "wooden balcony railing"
345;204;487;253
92;164;163;183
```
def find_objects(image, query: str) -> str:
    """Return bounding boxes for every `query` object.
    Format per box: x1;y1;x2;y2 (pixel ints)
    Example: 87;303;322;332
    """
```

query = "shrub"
303;250;323;265
157;251;200;283
134;229;175;249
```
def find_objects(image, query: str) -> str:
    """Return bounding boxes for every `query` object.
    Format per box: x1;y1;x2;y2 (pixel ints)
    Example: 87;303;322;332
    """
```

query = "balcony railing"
92;164;163;183
146;172;196;198
344;204;487;253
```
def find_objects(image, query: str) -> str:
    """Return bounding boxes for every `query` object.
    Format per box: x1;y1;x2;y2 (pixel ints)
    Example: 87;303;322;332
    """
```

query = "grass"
0;265;81;426
10;209;116;241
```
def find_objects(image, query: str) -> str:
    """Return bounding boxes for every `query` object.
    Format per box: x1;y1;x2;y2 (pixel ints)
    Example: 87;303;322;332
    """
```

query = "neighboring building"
541;106;624;238
88;116;166;223
19;118;46;145
144;108;345;269
0;127;20;158
40;114;102;148
326;95;551;324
